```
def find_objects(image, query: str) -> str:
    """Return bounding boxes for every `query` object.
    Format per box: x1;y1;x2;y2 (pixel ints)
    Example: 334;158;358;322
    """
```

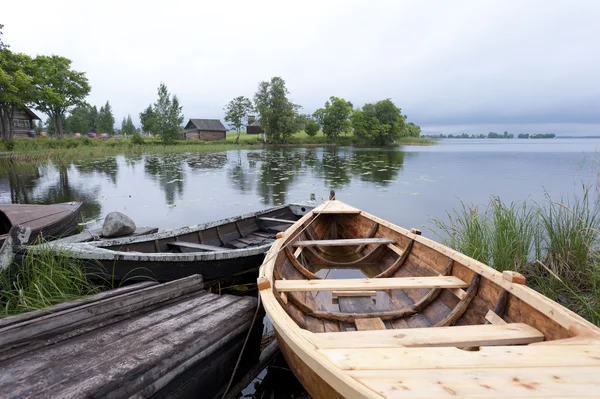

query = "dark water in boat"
1;138;599;397
1;139;598;237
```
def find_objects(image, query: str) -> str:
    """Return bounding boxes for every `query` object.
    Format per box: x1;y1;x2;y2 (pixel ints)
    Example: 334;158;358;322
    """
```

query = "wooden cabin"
11;106;40;137
183;119;226;141
246;116;264;135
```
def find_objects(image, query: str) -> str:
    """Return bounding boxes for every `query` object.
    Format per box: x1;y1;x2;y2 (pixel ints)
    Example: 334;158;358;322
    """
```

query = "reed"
0;246;101;315
431;192;600;326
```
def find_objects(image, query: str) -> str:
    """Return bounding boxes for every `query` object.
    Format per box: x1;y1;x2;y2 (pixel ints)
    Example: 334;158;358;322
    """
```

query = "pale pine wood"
355;318;386;331
351;367;600;398
485;309;507;325
307;323;544;349
503;270;527;284
275;276;468;292
386;243;405;256
449;288;467;299
293;247;302;257
292;238;394;247
319;345;600;370
332;291;377;297
313;200;361;214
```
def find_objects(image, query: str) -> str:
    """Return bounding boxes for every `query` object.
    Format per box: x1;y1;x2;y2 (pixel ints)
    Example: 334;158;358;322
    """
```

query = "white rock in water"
102;212;136;237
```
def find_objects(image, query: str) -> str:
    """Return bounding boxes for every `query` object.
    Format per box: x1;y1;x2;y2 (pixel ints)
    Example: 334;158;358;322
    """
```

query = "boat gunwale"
258;199;600;399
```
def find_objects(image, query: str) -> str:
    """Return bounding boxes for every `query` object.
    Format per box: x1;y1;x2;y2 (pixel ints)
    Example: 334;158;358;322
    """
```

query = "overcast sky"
3;0;600;135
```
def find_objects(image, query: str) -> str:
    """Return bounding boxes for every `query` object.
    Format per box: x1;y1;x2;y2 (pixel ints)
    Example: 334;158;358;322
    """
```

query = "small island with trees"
424;131;557;139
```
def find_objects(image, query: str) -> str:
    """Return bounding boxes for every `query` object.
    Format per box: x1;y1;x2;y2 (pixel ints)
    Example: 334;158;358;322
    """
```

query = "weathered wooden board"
293;238;394;247
167;241;228;251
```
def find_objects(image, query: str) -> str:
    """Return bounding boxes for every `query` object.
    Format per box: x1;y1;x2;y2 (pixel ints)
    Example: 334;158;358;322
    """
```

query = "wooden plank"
292;238;394;247
485;309;507;325
309;323;544;349
319;344;600;370
332;291;376;297
258;217;296;224
450;287;467;299
313;200;361;214
0;225;31;272
275;276;468;292
355;318;386;331
351;366;600;398
167;241;226;251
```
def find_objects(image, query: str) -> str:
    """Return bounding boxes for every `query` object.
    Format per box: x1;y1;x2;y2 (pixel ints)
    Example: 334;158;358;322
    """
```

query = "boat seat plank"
309;323;544;349
275;276;468;292
485;309;508;325
351;366;600;398
292;238;394;247
318;344;600;371
167;241;225;252
354;318;386;331
258;217;296;224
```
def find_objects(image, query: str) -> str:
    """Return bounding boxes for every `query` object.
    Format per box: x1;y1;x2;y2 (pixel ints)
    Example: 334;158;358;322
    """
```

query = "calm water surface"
1;138;599;236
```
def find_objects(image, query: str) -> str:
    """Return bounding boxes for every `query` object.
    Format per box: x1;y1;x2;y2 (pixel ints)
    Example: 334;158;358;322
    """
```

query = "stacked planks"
0;275;258;398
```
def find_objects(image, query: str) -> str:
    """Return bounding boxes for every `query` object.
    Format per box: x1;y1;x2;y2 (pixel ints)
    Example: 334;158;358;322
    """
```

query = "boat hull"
275;330;343;399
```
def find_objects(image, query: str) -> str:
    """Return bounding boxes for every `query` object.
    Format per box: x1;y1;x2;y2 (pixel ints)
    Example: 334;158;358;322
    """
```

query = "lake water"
1;139;599;236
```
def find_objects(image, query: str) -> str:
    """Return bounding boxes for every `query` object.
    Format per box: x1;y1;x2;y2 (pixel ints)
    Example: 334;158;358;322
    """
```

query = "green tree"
139;104;156;135
152;83;184;144
224;96;253;143
121;114;136;135
65;106;89;133
0;24;7;49
253;77;300;143
313;96;353;142
305;118;320;137
0;49;36;140
33;55;90;138
406;122;421;137
87;105;97;132
351;99;407;145
95;101;115;134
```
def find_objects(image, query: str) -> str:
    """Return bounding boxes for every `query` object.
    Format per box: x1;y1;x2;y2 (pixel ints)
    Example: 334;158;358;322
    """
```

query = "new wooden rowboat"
35;203;314;282
258;200;600;399
0;202;81;245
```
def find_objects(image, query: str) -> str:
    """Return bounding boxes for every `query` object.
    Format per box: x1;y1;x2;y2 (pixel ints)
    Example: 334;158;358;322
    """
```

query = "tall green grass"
0;246;101;315
431;192;600;326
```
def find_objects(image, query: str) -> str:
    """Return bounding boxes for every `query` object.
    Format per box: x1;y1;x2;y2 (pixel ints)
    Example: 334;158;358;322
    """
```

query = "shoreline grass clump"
431;190;600;326
0;246;102;316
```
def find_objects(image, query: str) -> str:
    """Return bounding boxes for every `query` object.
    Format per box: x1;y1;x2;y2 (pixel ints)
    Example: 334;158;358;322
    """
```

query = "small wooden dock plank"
319;345;600;370
293;238;394;247
275;276;468;292
309;323;544;349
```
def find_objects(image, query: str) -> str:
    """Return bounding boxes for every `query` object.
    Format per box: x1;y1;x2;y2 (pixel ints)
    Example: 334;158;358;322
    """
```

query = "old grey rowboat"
30;203;314;282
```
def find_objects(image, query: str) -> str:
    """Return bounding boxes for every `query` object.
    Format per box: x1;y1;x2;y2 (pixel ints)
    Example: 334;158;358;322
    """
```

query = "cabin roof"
21;106;41;120
185;119;226;132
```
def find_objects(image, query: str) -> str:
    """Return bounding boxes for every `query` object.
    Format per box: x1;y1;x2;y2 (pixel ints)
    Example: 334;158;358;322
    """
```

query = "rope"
220;195;334;399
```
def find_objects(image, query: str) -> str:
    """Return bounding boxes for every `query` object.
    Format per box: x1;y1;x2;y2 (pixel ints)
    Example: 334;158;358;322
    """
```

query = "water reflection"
144;155;185;205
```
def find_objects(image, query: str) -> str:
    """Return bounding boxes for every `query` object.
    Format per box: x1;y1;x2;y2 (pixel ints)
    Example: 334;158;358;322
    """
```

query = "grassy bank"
431;191;600;326
0;132;435;163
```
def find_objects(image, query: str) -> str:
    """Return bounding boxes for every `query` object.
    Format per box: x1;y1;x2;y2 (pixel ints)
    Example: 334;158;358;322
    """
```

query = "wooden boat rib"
36;203;314;282
258;200;600;398
0;202;82;245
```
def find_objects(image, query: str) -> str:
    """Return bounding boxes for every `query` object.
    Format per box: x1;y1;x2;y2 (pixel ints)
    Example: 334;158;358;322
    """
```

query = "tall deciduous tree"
224;96;253;143
352;99;407;145
65;106;89;133
406;122;421;137
139;104;156;135
33;55;90;138
121;114;136;135
152;83;183;144
96;101;115;134
313;96;353;142
253;77;300;143
0;24;7;49
87;105;97;132
0;49;36;140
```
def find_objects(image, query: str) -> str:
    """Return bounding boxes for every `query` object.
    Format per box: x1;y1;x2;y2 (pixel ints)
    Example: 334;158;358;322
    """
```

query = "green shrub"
4;139;15;151
305;120;320;137
81;137;92;146
131;132;145;145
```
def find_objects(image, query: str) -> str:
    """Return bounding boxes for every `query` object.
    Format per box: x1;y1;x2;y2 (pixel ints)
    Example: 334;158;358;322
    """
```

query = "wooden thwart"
167;241;226;252
308;323;544;348
259;217;296;224
292;238;394;247
275;276;468;292
485;309;507;325
354;318;386;331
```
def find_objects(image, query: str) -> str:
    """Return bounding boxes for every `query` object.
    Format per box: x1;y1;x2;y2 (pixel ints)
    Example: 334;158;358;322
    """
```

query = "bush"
4;139;15;151
131;132;145;145
305;120;320;137
81;137;92;146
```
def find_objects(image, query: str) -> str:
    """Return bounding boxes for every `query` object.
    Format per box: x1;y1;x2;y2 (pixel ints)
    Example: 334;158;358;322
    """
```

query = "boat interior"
101;206;303;254
270;205;597;344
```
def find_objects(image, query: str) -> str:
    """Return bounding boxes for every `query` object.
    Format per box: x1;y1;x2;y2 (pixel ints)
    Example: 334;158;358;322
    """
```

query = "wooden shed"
184;119;227;141
12;106;40;137
246;116;264;135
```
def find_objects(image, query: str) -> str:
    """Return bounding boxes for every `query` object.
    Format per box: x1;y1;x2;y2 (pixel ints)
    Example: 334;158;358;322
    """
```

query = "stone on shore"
102;212;136;237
